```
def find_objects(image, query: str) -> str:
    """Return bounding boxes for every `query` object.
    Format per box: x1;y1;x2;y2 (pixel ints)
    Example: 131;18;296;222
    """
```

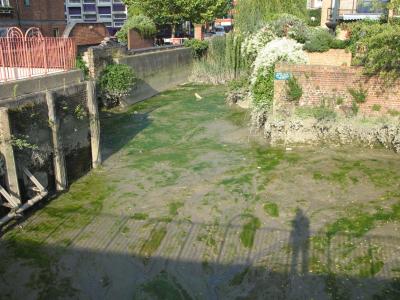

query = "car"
214;26;226;36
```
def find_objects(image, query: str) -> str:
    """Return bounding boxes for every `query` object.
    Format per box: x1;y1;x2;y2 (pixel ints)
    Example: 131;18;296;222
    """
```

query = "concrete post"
87;80;102;168
46;91;68;191
0;107;21;203
321;0;331;27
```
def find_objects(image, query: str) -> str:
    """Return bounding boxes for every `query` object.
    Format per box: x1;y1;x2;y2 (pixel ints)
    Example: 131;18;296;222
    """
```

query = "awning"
341;14;382;21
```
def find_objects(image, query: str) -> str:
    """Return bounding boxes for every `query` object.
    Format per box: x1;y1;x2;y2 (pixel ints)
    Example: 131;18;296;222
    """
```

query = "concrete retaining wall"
0;71;101;214
116;47;193;105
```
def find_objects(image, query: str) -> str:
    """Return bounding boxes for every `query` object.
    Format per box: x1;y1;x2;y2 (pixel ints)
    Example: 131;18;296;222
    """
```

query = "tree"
122;0;231;36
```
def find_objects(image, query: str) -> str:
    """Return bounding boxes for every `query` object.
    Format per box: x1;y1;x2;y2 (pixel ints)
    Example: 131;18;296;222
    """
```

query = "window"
357;0;388;13
53;28;59;37
24;0;30;7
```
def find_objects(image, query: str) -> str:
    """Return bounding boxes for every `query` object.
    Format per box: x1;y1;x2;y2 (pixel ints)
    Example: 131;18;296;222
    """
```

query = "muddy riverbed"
1;85;400;299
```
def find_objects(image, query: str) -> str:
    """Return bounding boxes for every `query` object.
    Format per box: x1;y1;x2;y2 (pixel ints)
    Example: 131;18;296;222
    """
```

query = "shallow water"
1;85;400;299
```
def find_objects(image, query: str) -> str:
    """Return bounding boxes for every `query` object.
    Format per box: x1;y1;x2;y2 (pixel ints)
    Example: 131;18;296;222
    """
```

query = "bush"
304;28;333;52
116;15;157;43
271;14;311;44
346;21;400;79
296;106;337;121
76;55;89;78
184;39;209;59
307;8;321;27
330;39;349;49
348;86;367;104
252;68;274;109
286;76;303;102
99;64;136;108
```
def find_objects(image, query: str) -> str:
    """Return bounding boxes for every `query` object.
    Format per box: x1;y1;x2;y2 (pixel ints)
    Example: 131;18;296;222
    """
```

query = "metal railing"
0;28;76;83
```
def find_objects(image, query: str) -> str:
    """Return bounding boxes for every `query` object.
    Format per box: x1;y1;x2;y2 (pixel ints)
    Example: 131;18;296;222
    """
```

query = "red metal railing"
0;36;76;83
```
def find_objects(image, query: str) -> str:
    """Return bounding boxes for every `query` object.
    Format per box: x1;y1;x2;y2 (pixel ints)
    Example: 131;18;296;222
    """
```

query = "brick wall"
66;23;109;47
307;49;352;67
0;0;66;36
274;64;400;115
128;29;154;50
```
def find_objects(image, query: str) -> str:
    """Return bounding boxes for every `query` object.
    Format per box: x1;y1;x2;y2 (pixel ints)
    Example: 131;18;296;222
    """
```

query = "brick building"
0;0;66;36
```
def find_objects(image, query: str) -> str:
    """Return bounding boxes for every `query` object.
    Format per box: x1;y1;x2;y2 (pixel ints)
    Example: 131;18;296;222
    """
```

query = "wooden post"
87;80;102;168
46;91;68;191
0;107;21;203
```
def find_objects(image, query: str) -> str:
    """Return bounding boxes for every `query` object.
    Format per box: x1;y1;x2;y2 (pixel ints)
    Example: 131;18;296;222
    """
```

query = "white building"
64;0;127;35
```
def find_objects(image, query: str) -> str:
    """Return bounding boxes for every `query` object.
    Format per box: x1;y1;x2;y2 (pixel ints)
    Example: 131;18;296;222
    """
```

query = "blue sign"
275;72;291;80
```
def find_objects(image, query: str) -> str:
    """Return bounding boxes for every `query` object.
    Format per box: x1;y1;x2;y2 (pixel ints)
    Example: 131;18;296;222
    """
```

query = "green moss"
263;202;279;217
140;226;167;263
240;215;261;249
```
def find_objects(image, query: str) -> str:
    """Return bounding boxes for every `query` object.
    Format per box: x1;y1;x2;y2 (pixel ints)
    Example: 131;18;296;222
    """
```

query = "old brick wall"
66;23;109;47
274;64;400;115
307;49;352;67
128;30;154;50
2;0;66;36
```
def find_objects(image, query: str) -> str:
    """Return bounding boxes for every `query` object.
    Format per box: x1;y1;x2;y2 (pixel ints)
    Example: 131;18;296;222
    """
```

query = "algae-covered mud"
1;85;400;299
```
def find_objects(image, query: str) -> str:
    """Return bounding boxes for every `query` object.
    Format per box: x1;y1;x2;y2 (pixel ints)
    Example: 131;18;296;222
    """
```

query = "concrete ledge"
0;70;84;101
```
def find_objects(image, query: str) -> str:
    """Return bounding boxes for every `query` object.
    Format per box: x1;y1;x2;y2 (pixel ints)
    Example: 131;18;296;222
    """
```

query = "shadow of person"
290;208;310;275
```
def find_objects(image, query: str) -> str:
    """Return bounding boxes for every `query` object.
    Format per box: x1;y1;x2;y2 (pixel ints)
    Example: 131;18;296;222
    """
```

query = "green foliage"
304;29;333;52
99;64;136;108
286;76;303;102
271;13;310;43
74;104;87;120
296;105;337;121
372;104;382;112
132;213;149;220
11;135;38;150
76;55;89;78
346;21;400;80
330;39;349;49
307;8;321;27
184;39;209;59
388;109;400;117
349;86;367;104
351;101;360;116
192;33;247;84
116;15;156;43
140;226;167;263
123;0;229;27
235;0;307;33
252;68;274;109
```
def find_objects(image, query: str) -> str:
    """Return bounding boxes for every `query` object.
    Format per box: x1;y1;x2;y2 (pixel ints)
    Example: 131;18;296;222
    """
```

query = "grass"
263;202;279;217
168;202;184;216
240;215;261;249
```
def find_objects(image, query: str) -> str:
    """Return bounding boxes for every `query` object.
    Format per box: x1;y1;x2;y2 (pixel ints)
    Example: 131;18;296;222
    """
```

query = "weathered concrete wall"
0;70;84;102
0;71;101;206
116;48;193;105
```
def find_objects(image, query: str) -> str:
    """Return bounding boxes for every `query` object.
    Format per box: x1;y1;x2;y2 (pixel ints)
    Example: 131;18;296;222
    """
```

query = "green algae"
240;215;261;249
139;271;192;300
264;202;279;217
140;226;167;264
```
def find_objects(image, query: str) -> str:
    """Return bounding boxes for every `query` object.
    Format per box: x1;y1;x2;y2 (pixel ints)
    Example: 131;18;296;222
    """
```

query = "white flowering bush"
251;38;308;82
249;38;308;129
241;25;276;61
